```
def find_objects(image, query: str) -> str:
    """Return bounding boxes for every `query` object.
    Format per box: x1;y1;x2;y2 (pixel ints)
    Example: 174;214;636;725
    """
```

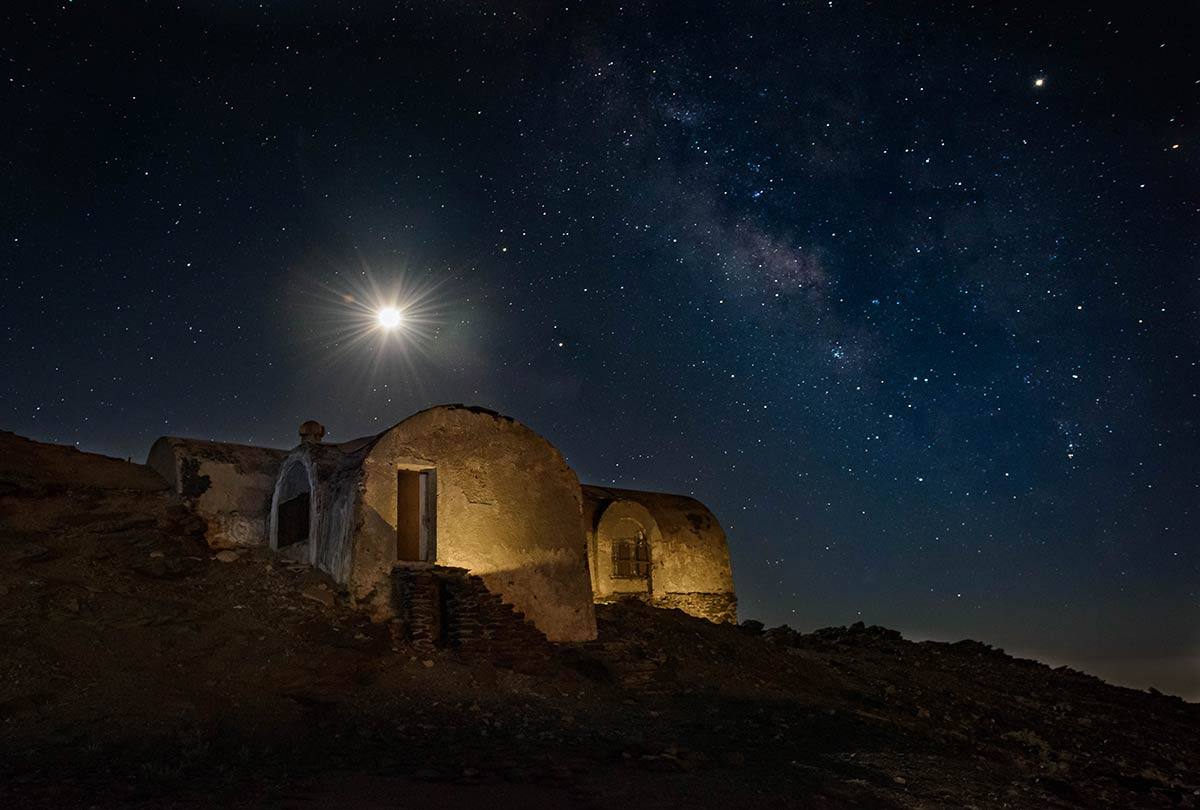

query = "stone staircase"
390;563;552;668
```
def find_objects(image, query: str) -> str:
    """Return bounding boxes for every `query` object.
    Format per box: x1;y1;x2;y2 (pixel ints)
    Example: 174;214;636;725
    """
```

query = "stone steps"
391;564;552;666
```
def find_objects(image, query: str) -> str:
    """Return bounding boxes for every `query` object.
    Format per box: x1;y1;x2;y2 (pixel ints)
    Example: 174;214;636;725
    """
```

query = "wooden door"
397;469;421;561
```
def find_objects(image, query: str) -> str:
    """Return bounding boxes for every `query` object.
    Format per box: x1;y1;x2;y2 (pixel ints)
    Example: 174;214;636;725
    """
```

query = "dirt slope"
0;432;1196;809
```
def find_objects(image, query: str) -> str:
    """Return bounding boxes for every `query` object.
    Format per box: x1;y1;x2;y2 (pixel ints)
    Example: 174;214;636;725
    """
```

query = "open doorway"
275;462;311;558
397;467;436;562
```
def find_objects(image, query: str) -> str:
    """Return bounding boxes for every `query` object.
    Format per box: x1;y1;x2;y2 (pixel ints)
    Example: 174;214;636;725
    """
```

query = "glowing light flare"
294;265;446;390
377;307;403;329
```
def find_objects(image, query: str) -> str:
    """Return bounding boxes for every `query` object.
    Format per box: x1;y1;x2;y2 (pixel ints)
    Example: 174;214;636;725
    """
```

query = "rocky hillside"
0;432;1196;809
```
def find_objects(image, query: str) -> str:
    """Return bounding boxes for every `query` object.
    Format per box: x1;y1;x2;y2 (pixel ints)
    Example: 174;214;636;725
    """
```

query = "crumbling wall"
147;437;287;548
582;485;737;624
358;405;597;642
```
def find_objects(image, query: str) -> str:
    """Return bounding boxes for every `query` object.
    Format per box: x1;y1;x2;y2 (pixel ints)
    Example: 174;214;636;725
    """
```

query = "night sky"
3;2;1197;698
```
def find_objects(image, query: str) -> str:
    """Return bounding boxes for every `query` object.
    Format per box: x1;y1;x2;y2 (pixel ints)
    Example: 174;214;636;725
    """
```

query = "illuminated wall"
582;485;737;624
355;405;597;642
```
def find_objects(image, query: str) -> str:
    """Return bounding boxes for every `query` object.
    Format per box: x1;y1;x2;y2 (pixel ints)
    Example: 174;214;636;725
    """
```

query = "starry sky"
3;2;1197;698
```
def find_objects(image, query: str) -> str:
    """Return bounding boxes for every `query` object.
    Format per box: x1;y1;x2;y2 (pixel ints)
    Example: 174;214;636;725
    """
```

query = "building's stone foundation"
597;591;738;624
651;592;738;624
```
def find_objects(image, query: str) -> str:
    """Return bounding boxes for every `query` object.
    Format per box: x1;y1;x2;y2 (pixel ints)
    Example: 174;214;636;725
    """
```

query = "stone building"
148;404;736;644
582;485;737;624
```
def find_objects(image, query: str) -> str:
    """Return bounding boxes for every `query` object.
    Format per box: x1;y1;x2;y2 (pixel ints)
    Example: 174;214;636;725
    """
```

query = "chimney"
298;420;326;445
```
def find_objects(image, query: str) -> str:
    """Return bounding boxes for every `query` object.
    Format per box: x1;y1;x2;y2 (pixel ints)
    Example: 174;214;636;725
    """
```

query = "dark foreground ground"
1;431;1197;809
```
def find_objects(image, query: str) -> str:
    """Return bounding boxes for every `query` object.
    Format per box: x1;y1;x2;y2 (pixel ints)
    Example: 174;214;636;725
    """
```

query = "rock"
762;625;800;646
720;751;746;768
11;544;54;564
149;550;165;558
134;558;193;579
279;544;309;564
422;659;435;668
740;619;765;635
643;752;694;772
301;585;336;607
214;550;239;563
807;622;902;643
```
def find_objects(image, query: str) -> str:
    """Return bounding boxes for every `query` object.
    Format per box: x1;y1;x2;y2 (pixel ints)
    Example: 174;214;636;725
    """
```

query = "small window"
612;533;650;579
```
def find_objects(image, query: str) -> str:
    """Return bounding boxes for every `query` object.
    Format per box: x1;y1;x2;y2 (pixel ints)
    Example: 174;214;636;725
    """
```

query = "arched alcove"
590;499;662;601
269;458;316;559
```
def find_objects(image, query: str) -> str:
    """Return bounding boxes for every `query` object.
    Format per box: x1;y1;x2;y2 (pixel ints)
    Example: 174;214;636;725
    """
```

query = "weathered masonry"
148;404;737;644
581;485;737;624
147;437;287;549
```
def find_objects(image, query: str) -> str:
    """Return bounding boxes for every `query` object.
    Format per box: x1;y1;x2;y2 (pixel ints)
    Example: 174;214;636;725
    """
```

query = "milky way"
2;2;1196;696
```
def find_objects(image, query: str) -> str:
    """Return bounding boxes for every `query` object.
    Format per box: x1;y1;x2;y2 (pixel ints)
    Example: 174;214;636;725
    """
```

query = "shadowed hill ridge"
0;431;167;494
0;431;1196;809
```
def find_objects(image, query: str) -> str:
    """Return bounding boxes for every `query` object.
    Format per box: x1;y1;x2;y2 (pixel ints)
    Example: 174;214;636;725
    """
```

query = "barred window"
612;533;650;579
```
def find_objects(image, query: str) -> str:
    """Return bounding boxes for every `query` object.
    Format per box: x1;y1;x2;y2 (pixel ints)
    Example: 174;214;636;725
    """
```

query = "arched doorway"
271;460;313;559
